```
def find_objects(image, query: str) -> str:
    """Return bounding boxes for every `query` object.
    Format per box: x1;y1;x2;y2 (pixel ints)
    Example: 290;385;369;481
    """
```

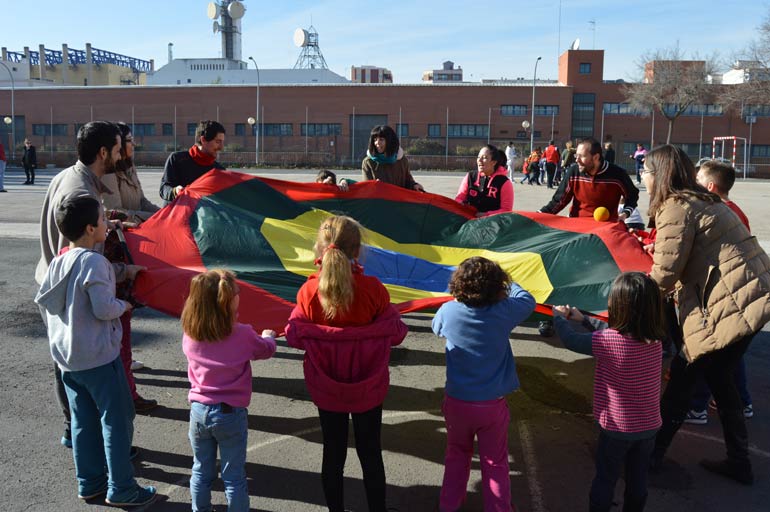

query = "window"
263;123;293;136
745;105;770;117
751;145;770;157
428;124;441;137
663;104;723;116
397;124;409;137
603;103;649;116
32;124;67;136
300;123;341;136
534;105;560;116
579;63;591;74
162;123;173;136
132;123;156;136
448;124;489;138
571;93;595;138
234;123;246;136
187;123;197;136
501;105;528;116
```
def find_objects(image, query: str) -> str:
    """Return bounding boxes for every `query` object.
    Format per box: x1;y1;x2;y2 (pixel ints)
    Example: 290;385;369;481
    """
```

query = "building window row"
32;124;68;136
447;124;489;138
300;123;342;136
190;63;225;71
603;102;649;116
663;103;723;116
501;105;559;116
744;105;770;117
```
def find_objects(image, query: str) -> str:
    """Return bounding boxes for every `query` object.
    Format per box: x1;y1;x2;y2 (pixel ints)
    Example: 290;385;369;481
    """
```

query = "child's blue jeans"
61;357;137;500
189;401;249;512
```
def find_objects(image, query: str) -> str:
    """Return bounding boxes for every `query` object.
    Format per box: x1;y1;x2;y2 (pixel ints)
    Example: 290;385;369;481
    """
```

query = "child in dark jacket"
285;215;408;512
432;257;536;512
552;272;665;512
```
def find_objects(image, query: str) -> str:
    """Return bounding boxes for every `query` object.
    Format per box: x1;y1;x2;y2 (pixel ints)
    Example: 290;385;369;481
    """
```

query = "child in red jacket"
285;215;408;512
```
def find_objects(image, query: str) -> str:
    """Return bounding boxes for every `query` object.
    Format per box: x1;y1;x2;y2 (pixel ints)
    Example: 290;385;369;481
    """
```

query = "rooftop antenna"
293;24;328;69
588;19;596;49
207;1;246;61
570;38;581;51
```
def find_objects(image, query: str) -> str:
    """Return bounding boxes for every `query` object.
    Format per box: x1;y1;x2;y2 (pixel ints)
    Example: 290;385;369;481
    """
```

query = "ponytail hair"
181;269;239;342
315;215;363;319
483;144;507;172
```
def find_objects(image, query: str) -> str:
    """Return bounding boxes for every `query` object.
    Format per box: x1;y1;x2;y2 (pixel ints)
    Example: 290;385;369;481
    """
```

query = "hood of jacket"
35;248;90;316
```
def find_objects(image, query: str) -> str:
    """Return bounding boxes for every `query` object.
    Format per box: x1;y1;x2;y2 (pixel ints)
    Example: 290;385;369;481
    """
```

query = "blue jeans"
690;356;751;411
189;402;249;512
590;430;654;512
61;357;137;500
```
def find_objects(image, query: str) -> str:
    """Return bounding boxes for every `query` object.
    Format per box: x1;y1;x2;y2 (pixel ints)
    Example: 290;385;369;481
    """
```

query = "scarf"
367;150;398;165
189;144;216;167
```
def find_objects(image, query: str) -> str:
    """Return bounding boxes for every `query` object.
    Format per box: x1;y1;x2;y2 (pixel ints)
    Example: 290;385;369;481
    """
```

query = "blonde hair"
315;215;363;319
181;269;239;342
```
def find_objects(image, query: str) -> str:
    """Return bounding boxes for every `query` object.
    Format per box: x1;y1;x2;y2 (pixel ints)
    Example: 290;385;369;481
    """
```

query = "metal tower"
293;25;328;70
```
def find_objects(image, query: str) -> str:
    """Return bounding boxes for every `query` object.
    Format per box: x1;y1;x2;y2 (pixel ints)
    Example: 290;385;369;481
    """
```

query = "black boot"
700;409;753;484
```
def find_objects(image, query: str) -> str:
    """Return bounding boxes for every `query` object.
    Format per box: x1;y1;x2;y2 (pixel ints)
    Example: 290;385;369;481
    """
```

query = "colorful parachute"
125;170;652;333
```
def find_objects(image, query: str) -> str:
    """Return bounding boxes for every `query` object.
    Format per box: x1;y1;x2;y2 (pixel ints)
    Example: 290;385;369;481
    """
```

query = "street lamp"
248;56;260;166
530;56;542;153
0;60;16;163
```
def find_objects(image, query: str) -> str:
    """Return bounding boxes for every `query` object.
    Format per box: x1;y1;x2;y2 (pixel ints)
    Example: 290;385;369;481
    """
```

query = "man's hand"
125;265;146;280
261;329;277;338
173;185;184;198
618;212;628;222
337;179;350;192
124;301;134;313
413;183;425;192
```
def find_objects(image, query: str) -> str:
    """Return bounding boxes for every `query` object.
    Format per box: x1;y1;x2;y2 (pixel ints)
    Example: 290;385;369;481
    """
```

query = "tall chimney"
168;43;174;64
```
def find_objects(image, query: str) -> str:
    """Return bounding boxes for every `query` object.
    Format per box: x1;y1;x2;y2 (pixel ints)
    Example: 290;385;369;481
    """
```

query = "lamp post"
248;56;260;166
530;56;542;152
0;60;16;163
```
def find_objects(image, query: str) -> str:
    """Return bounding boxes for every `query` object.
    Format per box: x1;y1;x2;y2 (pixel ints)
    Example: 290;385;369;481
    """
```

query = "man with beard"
159;120;225;205
536;137;639;336
36;121;144;448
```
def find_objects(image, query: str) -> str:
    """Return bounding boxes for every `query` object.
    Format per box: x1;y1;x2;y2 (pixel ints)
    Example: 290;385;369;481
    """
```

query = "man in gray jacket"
35;121;141;448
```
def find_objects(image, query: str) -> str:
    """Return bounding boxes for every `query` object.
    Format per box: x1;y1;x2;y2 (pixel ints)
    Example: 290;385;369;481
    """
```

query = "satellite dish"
227;0;245;19
213;21;220;33
206;2;218;20
570;38;581;51
293;28;309;47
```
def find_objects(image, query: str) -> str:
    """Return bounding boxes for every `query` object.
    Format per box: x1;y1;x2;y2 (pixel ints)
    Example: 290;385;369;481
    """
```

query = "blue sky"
3;0;767;82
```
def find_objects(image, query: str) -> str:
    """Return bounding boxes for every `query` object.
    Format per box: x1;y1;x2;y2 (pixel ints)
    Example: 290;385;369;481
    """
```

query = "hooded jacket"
361;148;419;190
285;305;408;413
35;248;127;372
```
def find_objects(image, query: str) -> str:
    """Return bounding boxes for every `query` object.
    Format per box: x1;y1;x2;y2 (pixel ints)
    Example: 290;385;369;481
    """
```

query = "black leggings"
318;405;386;512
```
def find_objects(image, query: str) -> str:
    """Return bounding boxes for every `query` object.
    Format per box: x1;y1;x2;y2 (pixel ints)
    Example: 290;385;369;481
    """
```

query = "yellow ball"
593;206;610;222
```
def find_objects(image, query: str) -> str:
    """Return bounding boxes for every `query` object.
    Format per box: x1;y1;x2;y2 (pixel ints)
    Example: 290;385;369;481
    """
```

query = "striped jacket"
554;316;662;436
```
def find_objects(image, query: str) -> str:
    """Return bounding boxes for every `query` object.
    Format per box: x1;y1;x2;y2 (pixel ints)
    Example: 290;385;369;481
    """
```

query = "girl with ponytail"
286;215;408;512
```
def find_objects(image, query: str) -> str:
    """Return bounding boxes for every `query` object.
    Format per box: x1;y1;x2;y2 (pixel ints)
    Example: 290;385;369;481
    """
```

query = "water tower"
207;0;246;61
293;25;328;70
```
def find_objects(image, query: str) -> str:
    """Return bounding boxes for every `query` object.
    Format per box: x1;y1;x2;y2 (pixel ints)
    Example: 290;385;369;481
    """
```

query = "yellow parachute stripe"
261;209;553;303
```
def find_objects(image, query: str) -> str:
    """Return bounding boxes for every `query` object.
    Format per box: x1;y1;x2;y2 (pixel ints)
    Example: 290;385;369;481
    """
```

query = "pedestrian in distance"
182;269;277;512
552;272;665;512
22;138;38;185
285;215;408;512
432;256;536;512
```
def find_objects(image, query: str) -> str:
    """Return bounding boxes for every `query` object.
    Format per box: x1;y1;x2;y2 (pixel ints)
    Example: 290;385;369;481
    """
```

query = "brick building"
0;48;767;173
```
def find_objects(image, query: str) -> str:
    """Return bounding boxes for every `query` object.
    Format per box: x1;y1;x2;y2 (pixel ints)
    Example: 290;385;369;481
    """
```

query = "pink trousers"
440;395;512;512
118;311;138;400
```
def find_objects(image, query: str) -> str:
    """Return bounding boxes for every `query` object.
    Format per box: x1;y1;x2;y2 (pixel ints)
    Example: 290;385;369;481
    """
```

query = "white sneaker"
744;404;754;418
130;360;145;371
684;409;708;425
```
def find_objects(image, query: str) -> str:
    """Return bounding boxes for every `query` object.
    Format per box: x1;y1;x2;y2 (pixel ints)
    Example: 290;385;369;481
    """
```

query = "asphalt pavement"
0;166;769;512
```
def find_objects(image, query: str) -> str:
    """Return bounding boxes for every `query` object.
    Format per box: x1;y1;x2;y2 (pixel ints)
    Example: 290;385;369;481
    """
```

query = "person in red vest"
543;140;561;189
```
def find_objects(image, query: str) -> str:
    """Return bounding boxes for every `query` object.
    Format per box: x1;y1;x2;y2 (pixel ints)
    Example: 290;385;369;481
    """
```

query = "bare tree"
720;11;770;114
622;45;717;144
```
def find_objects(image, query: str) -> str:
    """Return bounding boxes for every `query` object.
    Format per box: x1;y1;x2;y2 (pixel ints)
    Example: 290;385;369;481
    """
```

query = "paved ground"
1;166;769;512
